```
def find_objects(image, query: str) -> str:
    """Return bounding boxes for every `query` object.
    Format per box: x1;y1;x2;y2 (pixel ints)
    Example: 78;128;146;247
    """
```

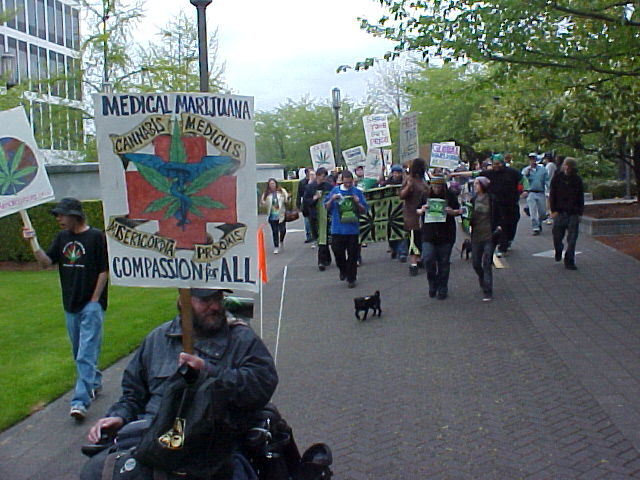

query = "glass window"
0;35;4;50
40;102;51;149
36;0;45;39
6;0;17;29
69;107;82;150
46;0;54;42
27;0;36;35
65;54;73;99
71;7;79;50
16;0;26;32
31;101;41;143
48;50;57;96
64;4;71;48
18;40;27;83
57;52;65;98
29;44;38;91
74;57;81;101
38;46;47;94
55;0;62;45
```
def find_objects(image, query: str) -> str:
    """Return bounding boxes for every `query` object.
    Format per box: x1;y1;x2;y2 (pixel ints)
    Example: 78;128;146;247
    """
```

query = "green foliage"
591;180;638;200
255;97;374;169
0;270;177;430
0;200;104;262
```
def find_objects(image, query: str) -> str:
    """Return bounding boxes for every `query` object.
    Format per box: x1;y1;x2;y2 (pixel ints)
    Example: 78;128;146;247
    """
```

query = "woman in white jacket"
261;178;289;253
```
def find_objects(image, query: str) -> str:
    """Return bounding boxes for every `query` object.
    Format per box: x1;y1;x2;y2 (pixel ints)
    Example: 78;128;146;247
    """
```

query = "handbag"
284;209;300;222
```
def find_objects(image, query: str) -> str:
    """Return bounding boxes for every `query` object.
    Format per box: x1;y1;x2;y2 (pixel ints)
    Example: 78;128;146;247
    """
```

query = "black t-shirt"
47;227;109;313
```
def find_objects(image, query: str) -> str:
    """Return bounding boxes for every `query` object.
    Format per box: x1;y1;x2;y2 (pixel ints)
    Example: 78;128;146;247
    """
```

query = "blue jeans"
472;240;496;295
422;242;453;295
526;192;547;231
303;216;313;241
65;302;104;409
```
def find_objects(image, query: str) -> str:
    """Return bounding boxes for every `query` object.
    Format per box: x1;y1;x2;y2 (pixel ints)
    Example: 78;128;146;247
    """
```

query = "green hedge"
256;179;300;214
0;200;105;262
591;180;637;200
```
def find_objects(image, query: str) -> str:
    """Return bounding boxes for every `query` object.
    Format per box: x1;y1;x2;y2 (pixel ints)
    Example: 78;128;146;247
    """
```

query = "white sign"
94;92;258;292
364;150;384;179
309;141;336;172
342;146;366;172
363;114;392;149
0;107;55;218
399;112;419;164
430;142;461;170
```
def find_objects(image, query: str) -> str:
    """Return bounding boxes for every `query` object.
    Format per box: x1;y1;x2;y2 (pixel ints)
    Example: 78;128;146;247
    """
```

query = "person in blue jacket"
324;171;368;288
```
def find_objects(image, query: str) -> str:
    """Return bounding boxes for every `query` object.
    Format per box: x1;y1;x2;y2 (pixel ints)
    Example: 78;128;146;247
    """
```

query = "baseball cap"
390;164;403;172
50;197;85;220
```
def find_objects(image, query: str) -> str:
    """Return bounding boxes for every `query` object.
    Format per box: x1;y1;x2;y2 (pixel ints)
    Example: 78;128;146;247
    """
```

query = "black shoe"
429;290;437;298
555;251;562;262
318;264;326;271
437;292;448;300
399;256;407;263
348;281;356;288
565;263;577;270
391;251;397;259
339;273;346;281
532;229;541;236
304;239;313;244
409;265;418;276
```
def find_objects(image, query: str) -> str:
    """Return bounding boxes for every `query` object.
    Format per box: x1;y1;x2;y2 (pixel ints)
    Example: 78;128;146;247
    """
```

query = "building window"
71;7;79;50
64;4;71;48
6;0;17;29
55;0;62;45
48;50;57;95
27;0;36;35
40;102;51;149
15;0;26;32
46;0;54;42
36;0;46;39
18;40;27;82
73;57;81;101
56;52;65;97
65;54;73;99
38;46;47;94
29;43;38;91
0;35;4;50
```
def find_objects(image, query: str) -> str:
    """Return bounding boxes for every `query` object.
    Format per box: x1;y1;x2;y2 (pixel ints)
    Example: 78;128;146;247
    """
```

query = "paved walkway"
2;215;640;479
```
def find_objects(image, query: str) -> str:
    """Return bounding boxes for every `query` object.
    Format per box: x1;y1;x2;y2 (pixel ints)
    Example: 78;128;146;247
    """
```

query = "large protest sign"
0;107;54;218
430;142;461;170
342;146;366;172
359;185;405;243
364;150;383;179
399;112;419;164
94;93;258;292
363;114;392;149
309;141;336;171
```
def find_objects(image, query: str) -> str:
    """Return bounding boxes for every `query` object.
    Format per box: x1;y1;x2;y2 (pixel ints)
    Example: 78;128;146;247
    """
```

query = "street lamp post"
332;87;342;168
190;0;213;93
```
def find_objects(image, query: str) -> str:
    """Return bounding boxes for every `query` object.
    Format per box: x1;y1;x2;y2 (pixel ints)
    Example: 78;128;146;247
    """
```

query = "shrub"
0;200;105;262
591;180;637;200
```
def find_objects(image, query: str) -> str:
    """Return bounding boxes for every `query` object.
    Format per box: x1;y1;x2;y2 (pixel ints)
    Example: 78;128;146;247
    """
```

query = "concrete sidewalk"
2;216;640;479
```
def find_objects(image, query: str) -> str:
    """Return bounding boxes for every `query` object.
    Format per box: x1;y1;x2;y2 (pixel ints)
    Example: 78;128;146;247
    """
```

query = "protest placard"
363;114;392;149
310;141;336;171
94;92;258;291
430;142;461;170
359;185;405;243
422;198;447;223
364;150;383;179
342;146;366;172
0;107;54;219
399;112;419;164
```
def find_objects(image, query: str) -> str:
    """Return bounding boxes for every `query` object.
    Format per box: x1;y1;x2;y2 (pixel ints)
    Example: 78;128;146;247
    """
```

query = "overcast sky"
139;0;397;112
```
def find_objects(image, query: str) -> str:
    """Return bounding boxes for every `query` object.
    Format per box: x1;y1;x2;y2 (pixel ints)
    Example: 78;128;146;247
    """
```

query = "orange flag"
257;224;268;283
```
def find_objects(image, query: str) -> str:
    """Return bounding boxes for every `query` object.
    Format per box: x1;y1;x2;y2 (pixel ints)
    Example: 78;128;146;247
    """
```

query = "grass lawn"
0;268;177;431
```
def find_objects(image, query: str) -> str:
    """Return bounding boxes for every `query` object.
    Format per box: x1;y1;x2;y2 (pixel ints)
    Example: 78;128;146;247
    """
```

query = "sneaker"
409;265;418;276
554;251;562;262
70;406;87;421
428;290;436;298
273;247;279;254
356;259;362;267
545;218;553;225
90;386;102;400
318;264;326;271
347;281;356;288
482;295;493;302
310;243;316;248
565;263;577;270
339;273;346;281
532;230;540;236
304;239;313;244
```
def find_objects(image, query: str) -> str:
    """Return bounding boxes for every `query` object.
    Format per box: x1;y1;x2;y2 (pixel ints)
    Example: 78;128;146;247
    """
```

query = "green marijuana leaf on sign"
0;138;38;196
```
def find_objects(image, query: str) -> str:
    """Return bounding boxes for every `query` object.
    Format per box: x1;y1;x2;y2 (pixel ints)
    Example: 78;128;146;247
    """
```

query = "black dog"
460;238;472;260
354;291;381;321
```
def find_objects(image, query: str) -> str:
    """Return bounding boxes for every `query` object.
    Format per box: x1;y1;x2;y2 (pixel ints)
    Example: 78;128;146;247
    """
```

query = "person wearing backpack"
324;171;368;288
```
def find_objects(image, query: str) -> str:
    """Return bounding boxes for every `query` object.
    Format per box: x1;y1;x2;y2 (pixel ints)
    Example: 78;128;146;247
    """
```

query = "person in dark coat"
303;167;334;270
297;167;315;243
82;288;278;480
417;176;461;300
549;157;584;270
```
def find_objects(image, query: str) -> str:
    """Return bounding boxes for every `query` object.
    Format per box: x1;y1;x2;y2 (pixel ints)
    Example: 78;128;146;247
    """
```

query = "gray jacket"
107;313;278;426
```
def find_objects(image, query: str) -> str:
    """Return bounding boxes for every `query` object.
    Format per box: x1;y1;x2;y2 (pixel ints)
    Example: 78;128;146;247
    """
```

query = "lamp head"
331;87;341;109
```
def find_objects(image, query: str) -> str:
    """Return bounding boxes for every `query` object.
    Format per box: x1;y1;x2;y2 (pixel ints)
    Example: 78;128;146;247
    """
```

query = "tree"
129;11;226;93
361;0;640;184
365;59;413;117
255;97;373;169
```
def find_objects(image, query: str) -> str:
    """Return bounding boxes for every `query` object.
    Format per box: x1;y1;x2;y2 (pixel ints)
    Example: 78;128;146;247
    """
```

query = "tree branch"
549;2;640;27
